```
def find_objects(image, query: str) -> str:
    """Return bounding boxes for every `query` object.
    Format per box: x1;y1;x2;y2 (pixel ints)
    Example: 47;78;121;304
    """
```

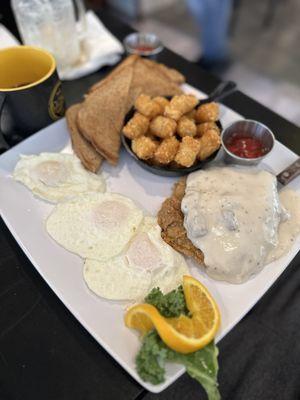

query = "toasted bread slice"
89;55;138;94
77;65;134;165
89;55;183;99
130;58;183;102
66;104;103;173
120;57;183;114
141;58;185;84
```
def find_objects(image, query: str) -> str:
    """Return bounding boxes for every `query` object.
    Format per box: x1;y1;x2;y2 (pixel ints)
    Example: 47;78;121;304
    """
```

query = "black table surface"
1;10;300;400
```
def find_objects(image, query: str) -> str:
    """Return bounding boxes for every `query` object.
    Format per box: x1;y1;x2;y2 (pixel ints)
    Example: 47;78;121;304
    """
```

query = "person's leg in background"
187;0;233;69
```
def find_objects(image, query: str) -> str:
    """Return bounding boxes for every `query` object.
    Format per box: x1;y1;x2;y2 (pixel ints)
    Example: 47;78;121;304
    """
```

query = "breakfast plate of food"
0;56;300;398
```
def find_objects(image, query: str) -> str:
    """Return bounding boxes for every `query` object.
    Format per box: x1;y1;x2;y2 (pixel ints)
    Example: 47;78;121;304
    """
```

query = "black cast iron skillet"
121;81;237;177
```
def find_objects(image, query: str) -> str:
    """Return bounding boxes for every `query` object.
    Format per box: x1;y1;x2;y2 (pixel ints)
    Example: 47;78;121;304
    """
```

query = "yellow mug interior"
0;46;56;91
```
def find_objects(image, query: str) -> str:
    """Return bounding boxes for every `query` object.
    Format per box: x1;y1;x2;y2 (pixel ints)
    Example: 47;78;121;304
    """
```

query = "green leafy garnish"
135;287;220;400
167;339;220;400
136;331;220;400
145;286;189;317
136;330;168;385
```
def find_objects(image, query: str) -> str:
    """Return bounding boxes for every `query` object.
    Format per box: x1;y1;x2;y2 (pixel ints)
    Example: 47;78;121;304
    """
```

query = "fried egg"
83;217;189;300
46;192;144;261
13;153;105;203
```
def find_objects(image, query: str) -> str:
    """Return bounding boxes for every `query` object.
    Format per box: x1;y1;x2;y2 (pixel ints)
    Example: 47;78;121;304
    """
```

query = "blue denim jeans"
187;0;233;61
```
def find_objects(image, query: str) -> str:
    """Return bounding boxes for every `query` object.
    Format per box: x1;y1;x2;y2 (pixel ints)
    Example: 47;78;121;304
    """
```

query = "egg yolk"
34;161;68;187
126;232;161;270
93;201;129;230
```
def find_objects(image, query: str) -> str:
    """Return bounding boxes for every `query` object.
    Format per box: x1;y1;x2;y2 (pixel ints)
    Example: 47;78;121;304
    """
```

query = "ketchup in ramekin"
226;133;268;159
131;45;157;53
221;119;275;166
123;33;163;57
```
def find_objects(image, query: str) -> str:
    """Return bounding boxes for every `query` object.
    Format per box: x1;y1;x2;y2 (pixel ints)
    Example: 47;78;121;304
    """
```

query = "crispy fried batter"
123;112;149;139
196;122;220;137
197;129;221;161
150;115;177;139
174;136;201;167
177;116;197;138
172;177;187;200
157;179;204;264
184;109;197;120
153;96;169;113
153;136;179;164
135;94;163;119
164;94;198;121
132;136;158;160
195;102;219;123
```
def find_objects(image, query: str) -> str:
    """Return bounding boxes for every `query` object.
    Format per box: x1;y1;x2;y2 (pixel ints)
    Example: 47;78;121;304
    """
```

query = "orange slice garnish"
125;275;220;354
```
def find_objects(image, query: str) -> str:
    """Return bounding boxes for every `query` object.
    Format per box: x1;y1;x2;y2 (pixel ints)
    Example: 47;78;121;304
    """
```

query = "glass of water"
11;0;86;75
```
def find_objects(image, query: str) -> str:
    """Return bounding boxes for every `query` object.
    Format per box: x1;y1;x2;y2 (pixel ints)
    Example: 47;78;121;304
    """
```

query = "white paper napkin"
59;11;124;80
0;24;20;49
0;11;123;81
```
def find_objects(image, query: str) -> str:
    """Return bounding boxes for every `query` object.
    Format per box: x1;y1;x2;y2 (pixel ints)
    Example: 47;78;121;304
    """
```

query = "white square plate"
0;84;299;393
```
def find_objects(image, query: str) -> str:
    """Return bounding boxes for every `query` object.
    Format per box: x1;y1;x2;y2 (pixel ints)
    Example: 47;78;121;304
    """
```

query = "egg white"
46;192;144;261
83;217;189;301
13;153;105;203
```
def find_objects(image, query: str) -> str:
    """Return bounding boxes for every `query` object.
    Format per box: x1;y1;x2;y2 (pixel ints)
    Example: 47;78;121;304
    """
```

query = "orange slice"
125;275;220;354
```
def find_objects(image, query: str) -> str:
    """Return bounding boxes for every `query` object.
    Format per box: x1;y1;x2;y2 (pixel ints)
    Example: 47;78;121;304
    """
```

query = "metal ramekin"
221;119;275;165
123;32;164;57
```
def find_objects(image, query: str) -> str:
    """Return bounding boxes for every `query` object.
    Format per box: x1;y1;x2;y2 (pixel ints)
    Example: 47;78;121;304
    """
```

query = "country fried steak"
157;178;204;264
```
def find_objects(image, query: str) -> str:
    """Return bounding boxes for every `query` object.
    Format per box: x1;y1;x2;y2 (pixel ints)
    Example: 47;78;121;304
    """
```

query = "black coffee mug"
0;46;65;153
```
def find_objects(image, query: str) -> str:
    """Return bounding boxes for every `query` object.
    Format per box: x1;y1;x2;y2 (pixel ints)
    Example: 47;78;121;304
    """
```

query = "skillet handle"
0;94;9;154
277;157;300;186
199;81;237;105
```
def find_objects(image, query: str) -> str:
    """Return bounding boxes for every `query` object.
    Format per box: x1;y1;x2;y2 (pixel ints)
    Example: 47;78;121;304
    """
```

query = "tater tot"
135;94;162;119
184;109;197;120
164;94;198;121
177;116;197;138
174;136;201;167
144;129;158;141
132;136;158;160
153;136;180;165
195;102;219;123
197;129;221;161
153;96;169;113
123;112;149;139
196;122;220;137
150;116;177;139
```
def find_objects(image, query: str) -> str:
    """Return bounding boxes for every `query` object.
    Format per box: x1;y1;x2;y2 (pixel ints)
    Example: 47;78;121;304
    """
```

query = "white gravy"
181;167;300;284
267;189;300;262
